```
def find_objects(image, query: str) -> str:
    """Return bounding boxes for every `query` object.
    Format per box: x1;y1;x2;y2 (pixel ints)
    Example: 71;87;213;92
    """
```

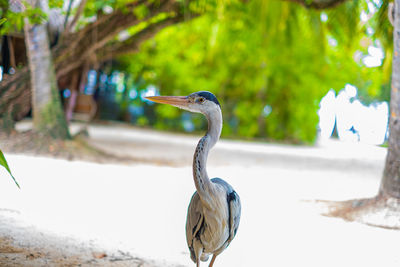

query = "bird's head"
145;91;221;115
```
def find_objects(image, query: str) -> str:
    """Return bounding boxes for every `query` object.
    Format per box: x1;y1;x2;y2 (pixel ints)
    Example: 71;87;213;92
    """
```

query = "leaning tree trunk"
321;0;400;229
380;0;400;199
23;0;70;139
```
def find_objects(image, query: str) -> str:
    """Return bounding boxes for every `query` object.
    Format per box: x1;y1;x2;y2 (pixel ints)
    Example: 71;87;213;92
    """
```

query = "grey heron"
146;91;241;267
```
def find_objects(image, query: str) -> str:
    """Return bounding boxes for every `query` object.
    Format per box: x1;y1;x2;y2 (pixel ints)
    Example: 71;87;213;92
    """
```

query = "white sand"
0;123;399;266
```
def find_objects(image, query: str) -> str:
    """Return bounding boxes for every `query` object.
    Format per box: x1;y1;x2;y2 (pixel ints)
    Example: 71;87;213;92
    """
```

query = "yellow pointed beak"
145;95;189;108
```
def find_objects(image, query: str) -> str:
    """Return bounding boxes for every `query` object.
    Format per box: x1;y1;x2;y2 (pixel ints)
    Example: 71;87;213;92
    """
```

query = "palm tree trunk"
322;0;400;229
24;0;70;139
380;0;400;198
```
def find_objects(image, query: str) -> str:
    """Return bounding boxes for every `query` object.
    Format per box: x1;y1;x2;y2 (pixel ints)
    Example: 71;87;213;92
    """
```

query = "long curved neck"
193;108;222;204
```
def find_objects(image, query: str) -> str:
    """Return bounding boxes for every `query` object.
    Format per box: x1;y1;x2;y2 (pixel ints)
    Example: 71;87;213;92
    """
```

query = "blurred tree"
0;0;199;137
24;0;70;138
381;0;400;208
125;0;388;143
0;0;392;143
326;0;400;229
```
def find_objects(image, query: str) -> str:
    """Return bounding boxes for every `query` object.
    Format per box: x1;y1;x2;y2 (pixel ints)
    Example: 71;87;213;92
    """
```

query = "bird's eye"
198;97;205;103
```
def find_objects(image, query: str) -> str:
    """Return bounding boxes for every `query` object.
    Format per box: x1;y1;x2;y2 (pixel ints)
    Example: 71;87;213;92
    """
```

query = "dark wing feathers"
186;192;203;263
228;190;241;240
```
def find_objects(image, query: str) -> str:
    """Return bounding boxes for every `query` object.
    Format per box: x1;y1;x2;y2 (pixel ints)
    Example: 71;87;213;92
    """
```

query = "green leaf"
0;149;20;188
133;4;149;20
0;18;6;26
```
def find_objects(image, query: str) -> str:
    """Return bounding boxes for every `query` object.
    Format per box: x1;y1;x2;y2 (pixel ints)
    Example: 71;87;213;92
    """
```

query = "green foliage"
84;0;145;18
0;0;48;35
133;4;149;19
0;149;20;188
49;0;64;9
1;0;390;143
121;0;390;143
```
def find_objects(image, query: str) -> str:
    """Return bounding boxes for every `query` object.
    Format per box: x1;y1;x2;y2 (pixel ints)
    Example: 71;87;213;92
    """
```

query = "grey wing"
185;192;204;263
211;178;241;245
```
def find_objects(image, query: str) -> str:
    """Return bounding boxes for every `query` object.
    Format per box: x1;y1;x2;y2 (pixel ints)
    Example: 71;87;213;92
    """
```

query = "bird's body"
146;91;241;267
186;178;241;264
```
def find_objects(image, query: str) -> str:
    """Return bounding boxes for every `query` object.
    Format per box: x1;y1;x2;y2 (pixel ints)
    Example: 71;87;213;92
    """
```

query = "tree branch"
0;68;31;120
56;0;148;59
64;0;75;29
55;0;157;64
91;0;177;51
66;0;87;32
55;0;181;78
98;14;187;60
